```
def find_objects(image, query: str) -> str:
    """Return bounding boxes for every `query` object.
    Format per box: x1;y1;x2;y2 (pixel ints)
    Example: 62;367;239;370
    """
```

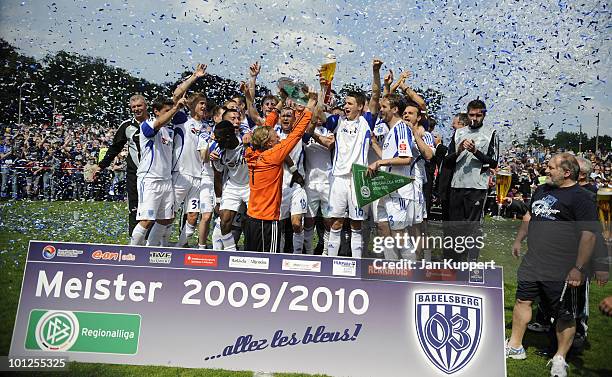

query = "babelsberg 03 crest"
414;292;483;374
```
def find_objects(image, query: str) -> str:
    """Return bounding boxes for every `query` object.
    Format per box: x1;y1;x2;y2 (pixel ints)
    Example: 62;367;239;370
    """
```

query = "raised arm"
369;58;383;115
241;81;265;126
398;71;426;111
151;97;188;130
382;70;393;97
248;62;260;105
172;63;207;103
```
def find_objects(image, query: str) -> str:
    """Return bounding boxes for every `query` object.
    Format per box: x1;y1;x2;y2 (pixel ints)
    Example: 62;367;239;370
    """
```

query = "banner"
352;163;414;207
10;241;506;376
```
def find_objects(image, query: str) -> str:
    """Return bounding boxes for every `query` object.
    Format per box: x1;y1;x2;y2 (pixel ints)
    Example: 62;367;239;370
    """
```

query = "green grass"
1;201;611;376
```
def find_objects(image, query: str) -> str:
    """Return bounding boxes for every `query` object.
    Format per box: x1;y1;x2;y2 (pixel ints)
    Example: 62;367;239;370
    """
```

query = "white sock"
178;222;196;246
293;231;304;254
198;244;207;249
161;224;173;247
303;226;314;254
232;228;242;249
322;229;329;255
130;224;147;246
327;228;341;257
221;232;237;251
350;228;362;258
211;222;223;250
147;223;165;246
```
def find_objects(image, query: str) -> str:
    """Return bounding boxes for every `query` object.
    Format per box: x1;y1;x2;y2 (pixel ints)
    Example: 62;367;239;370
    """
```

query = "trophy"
598;187;612;259
277;77;309;106
494;170;512;219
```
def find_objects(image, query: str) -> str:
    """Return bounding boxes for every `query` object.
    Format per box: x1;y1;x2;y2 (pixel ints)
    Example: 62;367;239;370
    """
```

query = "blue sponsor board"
10;241;506;376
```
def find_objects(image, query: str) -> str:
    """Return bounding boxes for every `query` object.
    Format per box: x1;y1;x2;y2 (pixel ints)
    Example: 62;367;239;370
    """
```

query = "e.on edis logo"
91;250;136;263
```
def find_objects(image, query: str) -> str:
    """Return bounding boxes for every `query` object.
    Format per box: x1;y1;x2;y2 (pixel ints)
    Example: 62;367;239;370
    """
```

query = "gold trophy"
495;170;512;219
598;188;612;258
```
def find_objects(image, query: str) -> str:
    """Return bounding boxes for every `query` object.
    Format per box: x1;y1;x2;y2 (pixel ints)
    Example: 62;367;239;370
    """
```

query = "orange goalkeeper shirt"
245;109;312;220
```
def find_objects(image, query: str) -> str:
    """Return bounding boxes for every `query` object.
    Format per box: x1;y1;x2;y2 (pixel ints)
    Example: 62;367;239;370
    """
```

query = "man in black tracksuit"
94;94;148;236
445;100;498;261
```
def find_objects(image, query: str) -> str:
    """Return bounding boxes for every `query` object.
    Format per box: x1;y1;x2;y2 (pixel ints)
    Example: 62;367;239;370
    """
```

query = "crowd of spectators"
0;122;127;201
486;146;612;218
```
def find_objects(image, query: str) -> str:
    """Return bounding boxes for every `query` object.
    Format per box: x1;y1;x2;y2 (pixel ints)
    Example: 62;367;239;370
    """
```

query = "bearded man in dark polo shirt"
506;152;598;377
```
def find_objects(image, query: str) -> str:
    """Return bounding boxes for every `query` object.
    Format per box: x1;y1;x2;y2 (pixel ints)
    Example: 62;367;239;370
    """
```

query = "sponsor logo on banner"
424;269;457;281
332;259;356;276
91;250;136;263
282;259;321;272
34;311;79;351
42;245;57;260
26;310;140;354
469;268;485;284
184;253;218;267
414;292;483;374
228;256;269;270
149;251;172;264
56;249;83;258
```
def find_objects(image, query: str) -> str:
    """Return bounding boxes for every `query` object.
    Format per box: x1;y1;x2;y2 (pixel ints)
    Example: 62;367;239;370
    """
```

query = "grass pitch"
1;201;611;376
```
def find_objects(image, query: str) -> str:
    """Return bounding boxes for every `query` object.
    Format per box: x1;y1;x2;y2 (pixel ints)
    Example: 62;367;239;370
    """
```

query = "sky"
0;0;610;142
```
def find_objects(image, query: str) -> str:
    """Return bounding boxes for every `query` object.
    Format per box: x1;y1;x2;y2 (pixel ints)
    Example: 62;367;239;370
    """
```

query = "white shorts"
137;178;175;221
280;185;308;219
232;202;246;227
371;199;386;222
173;173;201;213
199;182;215;214
381;196;423;230
328;174;368;220
220;184;249;212
305;182;330;218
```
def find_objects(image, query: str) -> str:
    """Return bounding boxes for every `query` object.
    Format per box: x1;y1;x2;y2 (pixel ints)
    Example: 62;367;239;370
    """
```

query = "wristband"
289;165;298;174
215;197;221;205
574;265;585;274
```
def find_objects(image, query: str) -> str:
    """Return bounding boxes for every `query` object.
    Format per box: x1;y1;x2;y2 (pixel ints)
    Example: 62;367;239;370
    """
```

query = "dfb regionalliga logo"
35;311;80;351
414;293;482;374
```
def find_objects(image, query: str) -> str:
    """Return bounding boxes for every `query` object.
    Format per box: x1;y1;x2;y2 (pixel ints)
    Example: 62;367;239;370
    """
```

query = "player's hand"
465;139;477;153
210;150;220;161
599;296;612;316
595;271;609;287
194;63;207;78
372;58;384;71
399;70;412;81
289;172;305;188
214;203;220;216
176;95;188;109
249;62;260;77
511;240;522;258
566;267;584;287
384;70;394;86
242;132;252;144
367;160;380;177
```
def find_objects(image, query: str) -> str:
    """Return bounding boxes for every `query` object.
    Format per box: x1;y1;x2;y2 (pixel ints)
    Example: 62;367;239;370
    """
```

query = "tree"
527;122;547;147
